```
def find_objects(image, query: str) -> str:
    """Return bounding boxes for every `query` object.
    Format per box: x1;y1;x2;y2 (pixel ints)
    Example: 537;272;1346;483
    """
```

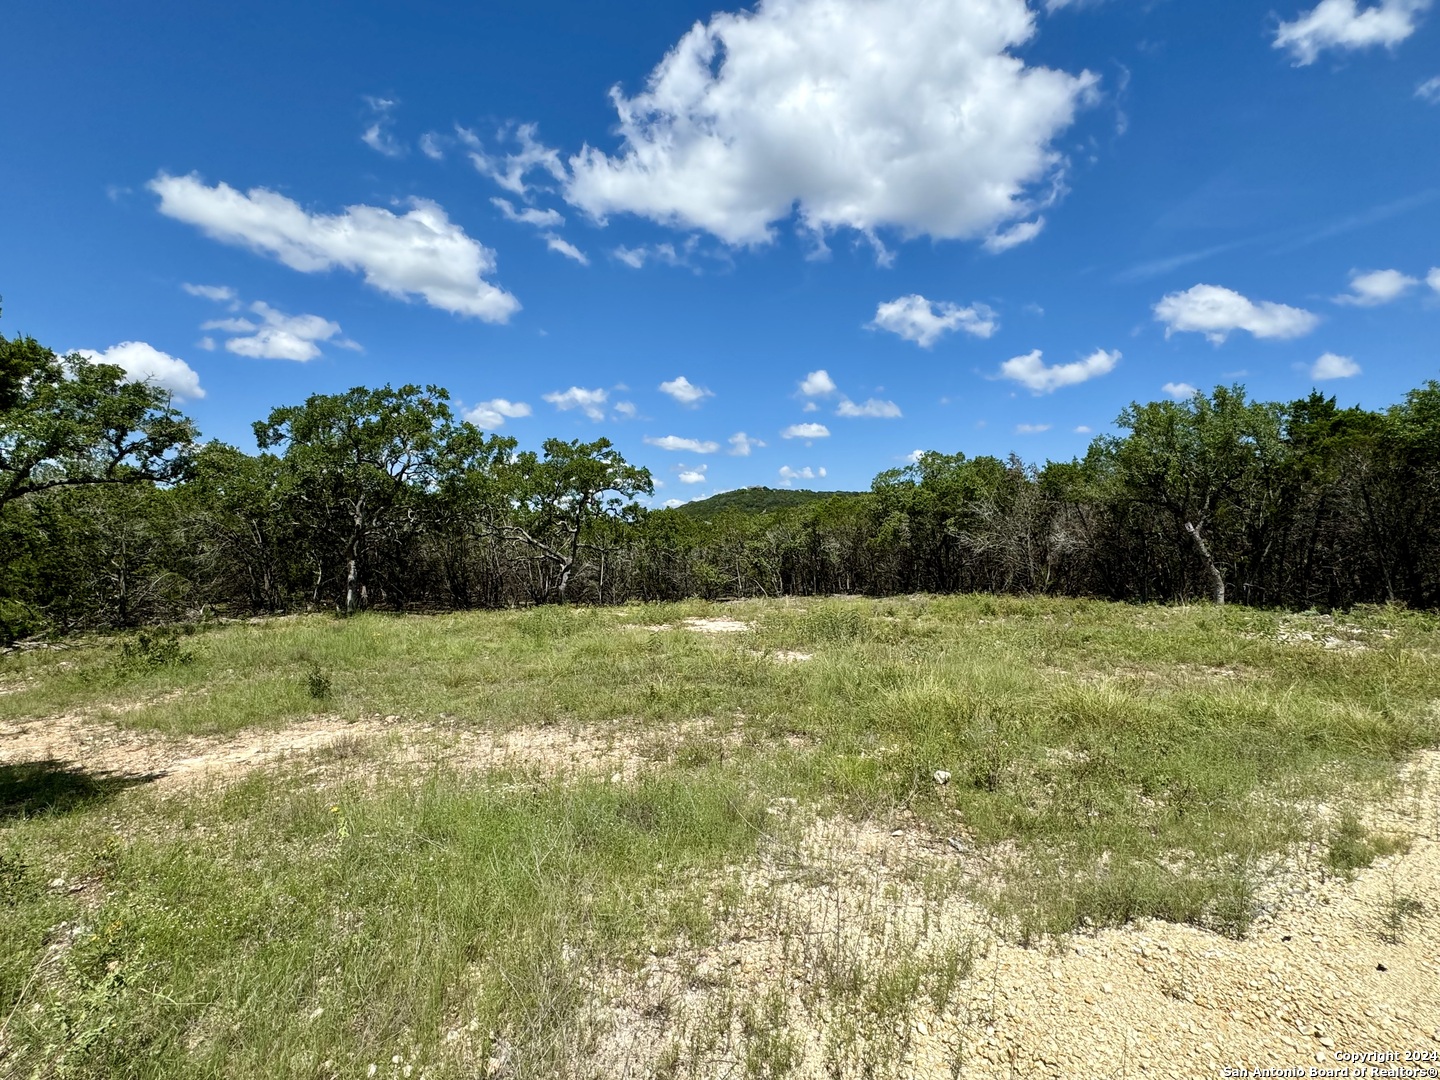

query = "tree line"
3;320;1439;641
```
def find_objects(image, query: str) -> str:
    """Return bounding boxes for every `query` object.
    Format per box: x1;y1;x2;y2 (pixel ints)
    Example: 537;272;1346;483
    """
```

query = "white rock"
934;770;951;785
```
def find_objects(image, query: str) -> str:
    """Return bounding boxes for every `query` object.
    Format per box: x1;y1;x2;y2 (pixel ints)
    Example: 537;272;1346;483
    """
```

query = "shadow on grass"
0;760;162;820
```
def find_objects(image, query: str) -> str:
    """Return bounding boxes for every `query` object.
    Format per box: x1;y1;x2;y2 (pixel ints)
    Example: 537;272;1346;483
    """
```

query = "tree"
0;326;196;510
490;437;652;603
254;384;506;614
1103;386;1284;604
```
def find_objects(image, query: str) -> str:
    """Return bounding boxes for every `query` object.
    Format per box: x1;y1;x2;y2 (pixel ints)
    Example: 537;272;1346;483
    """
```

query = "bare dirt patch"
0;712;396;794
581;752;1440;1078
681;617;753;634
0;713;745;796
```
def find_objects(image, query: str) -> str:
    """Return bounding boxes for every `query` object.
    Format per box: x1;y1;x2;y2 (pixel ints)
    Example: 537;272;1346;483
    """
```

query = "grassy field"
1;596;1437;1078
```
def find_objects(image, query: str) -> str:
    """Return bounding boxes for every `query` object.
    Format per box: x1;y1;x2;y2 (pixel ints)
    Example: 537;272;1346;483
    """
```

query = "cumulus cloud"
1419;75;1440;102
564;0;1097;252
1163;381;1199;398
463;123;566;196
869;295;999;347
1014;423;1051;434
1429;267;1440;292
613;246;648;269
1074;425;1093;434
613;401;638;419
181;283;237;305
778;465;827;483
982;217;1046;253
1153;284;1319;343
1274;0;1431;65
659;375;714;406
1334;268;1419;306
836;397;902;418
1311;352;1362;379
204;301;357;362
998;347;1119;393
361;96;406;158
728;432;765;456
798;370;838;397
544;234;590;264
782;422;830;440
77;342;205;400
149;173;520;322
492;197;565;229
645;435;721;453
464;398;532;427
904;449;926;464
544;386;609;420
678;465;709;484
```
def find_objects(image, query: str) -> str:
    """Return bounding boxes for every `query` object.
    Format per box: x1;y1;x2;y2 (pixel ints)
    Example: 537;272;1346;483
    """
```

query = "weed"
1326;811;1409;876
306;666;332;700
1380;880;1425;945
114;631;193;672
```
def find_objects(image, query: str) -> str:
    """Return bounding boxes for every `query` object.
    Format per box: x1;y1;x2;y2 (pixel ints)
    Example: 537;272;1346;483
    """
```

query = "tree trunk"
1184;521;1225;605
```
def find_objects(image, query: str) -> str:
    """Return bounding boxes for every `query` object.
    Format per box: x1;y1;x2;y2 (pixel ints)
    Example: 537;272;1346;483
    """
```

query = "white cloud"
802;401;819;412
544;386;609;421
77;342;205;400
564;0;1097;251
1163;381;1199;399
678;465;709;484
197;336;216;351
361;96;406;158
659;375;714;406
419;132;446;160
613;401;638;419
869;295;999;347
782;422;830;440
1074;425;1093;434
1274;0;1431;65
181;283;237;305
1419;75;1440;102
613;246;648;269
728;431;765;456
491;197;565;229
1015;423;1051;434
463;123;566;197
464;398;532;427
543;234;590;265
982;217;1046;253
836;397;902;418
1429;267;1440;293
799;369;838;397
904;449;925;464
1311;352;1362;379
1153;284;1319;343
664;498;686;508
645;435;721;453
149;173;520;322
1334;268;1419;306
778;465;827;483
998;347;1119;393
206;301;356;362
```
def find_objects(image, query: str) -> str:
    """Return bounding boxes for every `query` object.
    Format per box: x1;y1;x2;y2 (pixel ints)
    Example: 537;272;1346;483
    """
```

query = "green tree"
1103;386;1285;604
254;384;506;614
0;326;196;510
491;438;652;603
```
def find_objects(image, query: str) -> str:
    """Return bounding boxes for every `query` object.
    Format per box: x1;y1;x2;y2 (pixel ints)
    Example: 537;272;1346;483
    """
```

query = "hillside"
670;485;865;517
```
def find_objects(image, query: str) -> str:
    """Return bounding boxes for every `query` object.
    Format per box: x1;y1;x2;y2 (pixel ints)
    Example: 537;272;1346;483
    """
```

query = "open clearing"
1;596;1437;1078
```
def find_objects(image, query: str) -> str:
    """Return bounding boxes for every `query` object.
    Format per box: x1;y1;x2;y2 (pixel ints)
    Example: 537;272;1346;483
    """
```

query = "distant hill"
670;486;865;517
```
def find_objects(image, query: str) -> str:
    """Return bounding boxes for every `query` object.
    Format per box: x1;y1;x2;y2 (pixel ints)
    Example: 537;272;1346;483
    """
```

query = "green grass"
1;595;1437;1077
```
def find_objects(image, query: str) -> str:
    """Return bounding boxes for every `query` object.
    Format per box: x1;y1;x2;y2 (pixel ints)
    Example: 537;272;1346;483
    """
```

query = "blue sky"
3;0;1438;504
